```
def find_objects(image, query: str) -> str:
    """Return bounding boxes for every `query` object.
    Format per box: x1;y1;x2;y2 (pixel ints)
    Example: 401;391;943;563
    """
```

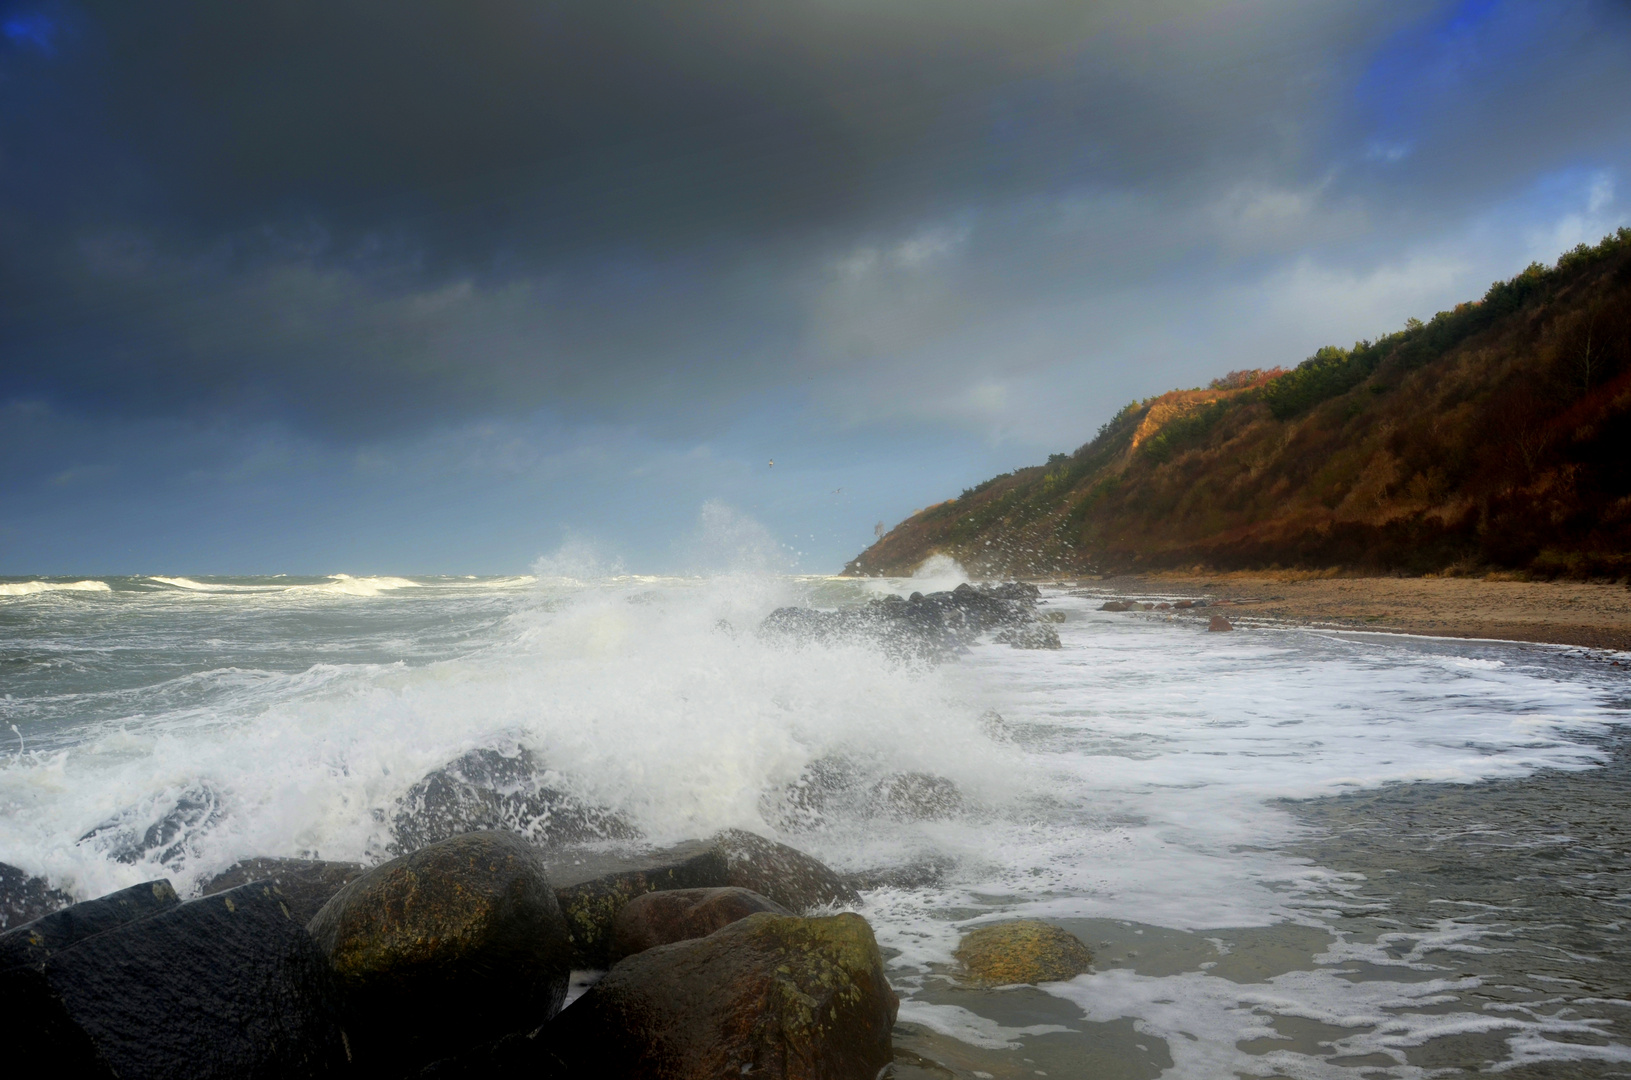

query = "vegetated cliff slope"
847;229;1631;579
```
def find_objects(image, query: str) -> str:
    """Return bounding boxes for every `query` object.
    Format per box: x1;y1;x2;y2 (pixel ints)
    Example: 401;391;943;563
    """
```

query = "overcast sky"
3;0;1629;574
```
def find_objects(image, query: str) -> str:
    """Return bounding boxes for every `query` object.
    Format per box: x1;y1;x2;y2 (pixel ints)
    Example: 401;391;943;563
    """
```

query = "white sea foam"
0;579;111;596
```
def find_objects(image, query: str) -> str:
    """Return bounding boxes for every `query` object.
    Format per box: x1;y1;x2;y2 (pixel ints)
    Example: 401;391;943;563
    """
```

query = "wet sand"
1076;572;1631;652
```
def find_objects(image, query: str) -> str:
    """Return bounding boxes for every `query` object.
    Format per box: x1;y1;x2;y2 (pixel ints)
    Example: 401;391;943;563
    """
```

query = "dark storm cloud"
2;0;1628;436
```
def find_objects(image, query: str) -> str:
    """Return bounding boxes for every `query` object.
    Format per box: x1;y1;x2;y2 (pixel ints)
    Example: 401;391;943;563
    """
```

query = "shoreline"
1058;572;1631;652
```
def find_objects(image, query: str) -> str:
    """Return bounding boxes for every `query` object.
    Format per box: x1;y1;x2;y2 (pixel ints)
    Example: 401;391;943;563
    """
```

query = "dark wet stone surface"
0;881;346;1079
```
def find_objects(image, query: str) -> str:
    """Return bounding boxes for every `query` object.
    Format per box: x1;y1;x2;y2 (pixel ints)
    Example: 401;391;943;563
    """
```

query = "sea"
2;567;1629;1079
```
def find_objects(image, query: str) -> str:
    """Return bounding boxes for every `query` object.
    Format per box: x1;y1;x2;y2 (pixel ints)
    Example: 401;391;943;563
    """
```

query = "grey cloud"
2;0;1627;438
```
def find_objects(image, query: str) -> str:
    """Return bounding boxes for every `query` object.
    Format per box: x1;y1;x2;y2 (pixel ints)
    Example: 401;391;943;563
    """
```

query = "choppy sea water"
1;571;1628;1078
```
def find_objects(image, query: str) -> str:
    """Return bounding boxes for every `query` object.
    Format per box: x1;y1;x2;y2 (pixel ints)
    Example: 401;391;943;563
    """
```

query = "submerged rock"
610;886;790;961
869;772;964;821
953;920;1094;986
552;830;859;968
76;783;225;868
1209;614;1234;632
0;878;179;969
763;758;970;829
390;746;639;855
551;912;897;1080
201;858;364;925
0;881;347;1079
0;861;72;930
307;830;573;1076
760;581;1054;658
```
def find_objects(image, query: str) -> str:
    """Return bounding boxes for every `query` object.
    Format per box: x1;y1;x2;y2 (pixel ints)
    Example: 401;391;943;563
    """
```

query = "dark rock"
757;754;868;830
869;772;964;821
390;746;638;855
760;582;1051;659
1100;600;1135;611
991;622;1061;649
307;830;573;1076
954;920;1094;986
610;887;790;961
0;881;347;1079
0;861;72;930
1174;600;1194;609
550;912;897;1080
0;878;179;969
840;857;956;892
1209;614;1234;632
77;783;224;868
552;830;859;968
201;858;364;925
711;829;861;913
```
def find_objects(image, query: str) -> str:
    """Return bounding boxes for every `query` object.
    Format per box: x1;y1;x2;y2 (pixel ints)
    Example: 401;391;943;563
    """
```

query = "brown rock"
306;831;572;1076
610;887;789;961
552;912;897;1080
954;920;1094;986
1209;614;1234;631
552;830;858;968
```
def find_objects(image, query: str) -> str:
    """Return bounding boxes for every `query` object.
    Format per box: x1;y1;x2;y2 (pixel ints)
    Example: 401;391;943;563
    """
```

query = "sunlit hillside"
848;229;1631;579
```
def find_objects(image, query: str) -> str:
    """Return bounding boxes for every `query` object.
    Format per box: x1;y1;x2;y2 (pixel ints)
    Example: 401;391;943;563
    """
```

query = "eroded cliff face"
847;230;1631;579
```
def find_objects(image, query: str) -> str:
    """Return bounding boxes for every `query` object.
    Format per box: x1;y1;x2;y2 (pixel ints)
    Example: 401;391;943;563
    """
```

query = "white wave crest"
304;574;420;596
148;577;285;593
0;580;112;596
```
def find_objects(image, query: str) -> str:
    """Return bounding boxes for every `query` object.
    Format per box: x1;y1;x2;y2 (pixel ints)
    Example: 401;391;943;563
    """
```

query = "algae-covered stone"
551;911;897;1079
610;886;789;961
307;830;572;1076
953;920;1094;986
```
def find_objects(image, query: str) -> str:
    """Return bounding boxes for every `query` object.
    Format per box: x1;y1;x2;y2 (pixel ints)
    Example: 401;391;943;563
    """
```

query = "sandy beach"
1081;572;1631;652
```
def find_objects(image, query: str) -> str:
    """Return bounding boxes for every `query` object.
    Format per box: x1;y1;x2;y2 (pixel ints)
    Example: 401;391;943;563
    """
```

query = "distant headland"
847;228;1631;584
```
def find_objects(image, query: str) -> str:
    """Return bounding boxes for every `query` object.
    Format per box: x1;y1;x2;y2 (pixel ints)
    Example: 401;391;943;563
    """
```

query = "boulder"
77;783;224;869
1208;614;1234;632
610;887;790;961
390;747;637;855
869;772;964;821
201;858;365;925
306;830;574;1076
0;881;347;1078
550;912;897;1080
0;861;73;930
760;582;1052;658
953;920;1094;986
0;878;179;968
552;831;859;968
991;622;1061;649
1099;600;1134;612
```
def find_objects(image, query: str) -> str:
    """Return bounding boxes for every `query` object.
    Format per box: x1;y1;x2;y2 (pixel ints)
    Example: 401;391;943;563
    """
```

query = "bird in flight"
768;459;774;468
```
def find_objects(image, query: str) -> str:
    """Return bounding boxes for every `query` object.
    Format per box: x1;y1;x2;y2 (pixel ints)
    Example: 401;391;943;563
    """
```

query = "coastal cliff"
847;229;1631;579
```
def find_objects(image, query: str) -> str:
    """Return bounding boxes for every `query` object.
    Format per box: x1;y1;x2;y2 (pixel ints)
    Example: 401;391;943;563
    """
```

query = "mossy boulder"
953;920;1094;986
610;886;789;962
551;911;897;1079
551;830;858;967
306;830;572;1075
